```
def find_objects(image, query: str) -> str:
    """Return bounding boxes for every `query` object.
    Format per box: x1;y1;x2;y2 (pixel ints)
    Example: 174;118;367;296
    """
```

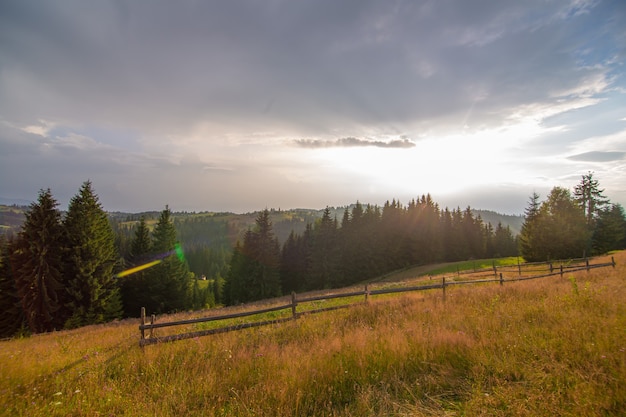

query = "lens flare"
115;260;162;278
174;243;185;262
115;244;186;278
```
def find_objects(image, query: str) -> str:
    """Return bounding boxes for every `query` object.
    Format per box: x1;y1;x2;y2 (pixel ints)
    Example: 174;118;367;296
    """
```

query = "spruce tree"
519;192;543;262
493;222;518;257
543;187;589;259
144;206;191;313
592;204;626;254
574;171;609;226
310;207;339;288
63;181;122;328
11;189;65;333
249;209;281;300
120;216;153;316
280;231;305;294
522;187;589;261
226;209;281;304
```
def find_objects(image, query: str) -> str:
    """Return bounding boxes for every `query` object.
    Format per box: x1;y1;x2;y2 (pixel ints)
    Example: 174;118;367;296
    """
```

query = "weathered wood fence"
139;256;616;347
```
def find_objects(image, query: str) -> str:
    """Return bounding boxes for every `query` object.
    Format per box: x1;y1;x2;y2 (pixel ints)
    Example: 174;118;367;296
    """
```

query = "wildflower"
53;392;62;396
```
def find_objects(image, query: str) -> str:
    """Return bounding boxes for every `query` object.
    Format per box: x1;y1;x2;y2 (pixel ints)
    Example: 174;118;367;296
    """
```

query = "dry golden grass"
1;252;625;416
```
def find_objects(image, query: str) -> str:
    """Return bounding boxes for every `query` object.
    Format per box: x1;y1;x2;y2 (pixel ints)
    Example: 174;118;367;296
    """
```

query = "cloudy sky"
1;0;625;214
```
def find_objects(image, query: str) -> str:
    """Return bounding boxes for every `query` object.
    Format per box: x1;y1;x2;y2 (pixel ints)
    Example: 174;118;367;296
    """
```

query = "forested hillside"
2;173;625;337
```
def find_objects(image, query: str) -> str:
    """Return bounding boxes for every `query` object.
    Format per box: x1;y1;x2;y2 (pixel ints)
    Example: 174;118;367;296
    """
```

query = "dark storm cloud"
295;137;415;149
1;0;622;135
567;151;626;162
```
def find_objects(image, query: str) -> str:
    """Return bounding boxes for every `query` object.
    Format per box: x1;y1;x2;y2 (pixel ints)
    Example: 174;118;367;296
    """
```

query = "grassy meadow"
1;253;625;416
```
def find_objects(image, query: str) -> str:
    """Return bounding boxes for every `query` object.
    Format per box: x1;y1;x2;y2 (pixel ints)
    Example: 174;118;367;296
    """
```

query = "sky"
1;0;625;215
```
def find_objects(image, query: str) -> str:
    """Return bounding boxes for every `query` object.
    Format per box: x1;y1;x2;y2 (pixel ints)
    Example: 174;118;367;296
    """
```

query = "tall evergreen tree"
542;187;589;259
280;231;306;293
63;181;122;328
519;192;543;262
225;241;248;305
493;222;518;257
522;187;589;261
249;209;282;299
310;207;339;288
574;171;609;226
226;209;281;304
0;235;25;337
11;189;65;333
120;216;153;316
592;204;626;254
144;206;192;314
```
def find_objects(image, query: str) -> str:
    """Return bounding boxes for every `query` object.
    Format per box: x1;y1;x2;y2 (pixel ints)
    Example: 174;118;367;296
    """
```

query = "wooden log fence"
139;256;615;347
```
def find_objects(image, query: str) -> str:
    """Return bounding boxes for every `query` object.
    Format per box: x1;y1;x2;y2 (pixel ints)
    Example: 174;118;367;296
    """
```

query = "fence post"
612;256;616;268
291;292;297;320
140;307;146;341
549;262;553;273
364;284;369;303
560;264;563;277
499;272;503;286
518;258;521;276
442;277;446;302
493;261;497;277
150;314;155;339
586;258;590;272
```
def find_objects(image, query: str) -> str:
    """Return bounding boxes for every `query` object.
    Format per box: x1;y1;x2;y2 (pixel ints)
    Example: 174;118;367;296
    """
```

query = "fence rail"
139;256;616;347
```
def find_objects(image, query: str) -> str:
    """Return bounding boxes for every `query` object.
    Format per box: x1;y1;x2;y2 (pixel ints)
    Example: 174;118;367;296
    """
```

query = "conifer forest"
1;173;625;337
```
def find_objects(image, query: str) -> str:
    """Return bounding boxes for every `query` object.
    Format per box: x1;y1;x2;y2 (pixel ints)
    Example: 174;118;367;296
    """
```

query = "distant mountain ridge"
0;197;32;206
0;204;525;239
473;209;524;236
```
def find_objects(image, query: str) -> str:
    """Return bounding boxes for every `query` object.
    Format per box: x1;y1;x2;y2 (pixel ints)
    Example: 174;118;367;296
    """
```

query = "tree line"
0;182;122;336
519;172;626;261
225;195;519;304
0;182;198;337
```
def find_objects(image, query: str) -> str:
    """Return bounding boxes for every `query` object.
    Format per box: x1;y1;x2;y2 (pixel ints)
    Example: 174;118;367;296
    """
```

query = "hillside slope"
1;252;624;416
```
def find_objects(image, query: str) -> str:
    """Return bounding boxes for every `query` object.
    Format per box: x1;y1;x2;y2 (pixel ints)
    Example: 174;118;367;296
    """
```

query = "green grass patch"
425;256;522;275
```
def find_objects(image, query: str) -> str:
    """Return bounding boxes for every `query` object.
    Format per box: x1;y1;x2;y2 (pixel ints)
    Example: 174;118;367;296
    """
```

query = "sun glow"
311;121;553;199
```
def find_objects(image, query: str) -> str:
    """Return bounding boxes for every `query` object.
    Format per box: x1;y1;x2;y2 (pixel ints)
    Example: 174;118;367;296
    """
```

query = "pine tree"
574;172;609;226
493;222;518;257
280;231;305;293
592;204;626;254
226;209;281;304
519;192;543;262
224;241;248;305
144;206;192;314
544;187;589;259
120;216;152;317
63;181;122;328
11;189;65;333
0;235;25;337
310;207;340;288
249;209;282;299
522;187;589;261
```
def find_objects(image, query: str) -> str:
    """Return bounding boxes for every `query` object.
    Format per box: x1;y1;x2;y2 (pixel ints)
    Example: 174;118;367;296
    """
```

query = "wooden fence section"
139;256;616;347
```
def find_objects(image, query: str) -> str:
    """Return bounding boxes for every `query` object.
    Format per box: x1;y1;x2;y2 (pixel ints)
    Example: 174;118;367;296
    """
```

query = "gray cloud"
1;0;623;136
295;137;415;149
1;0;625;213
567;151;626;162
